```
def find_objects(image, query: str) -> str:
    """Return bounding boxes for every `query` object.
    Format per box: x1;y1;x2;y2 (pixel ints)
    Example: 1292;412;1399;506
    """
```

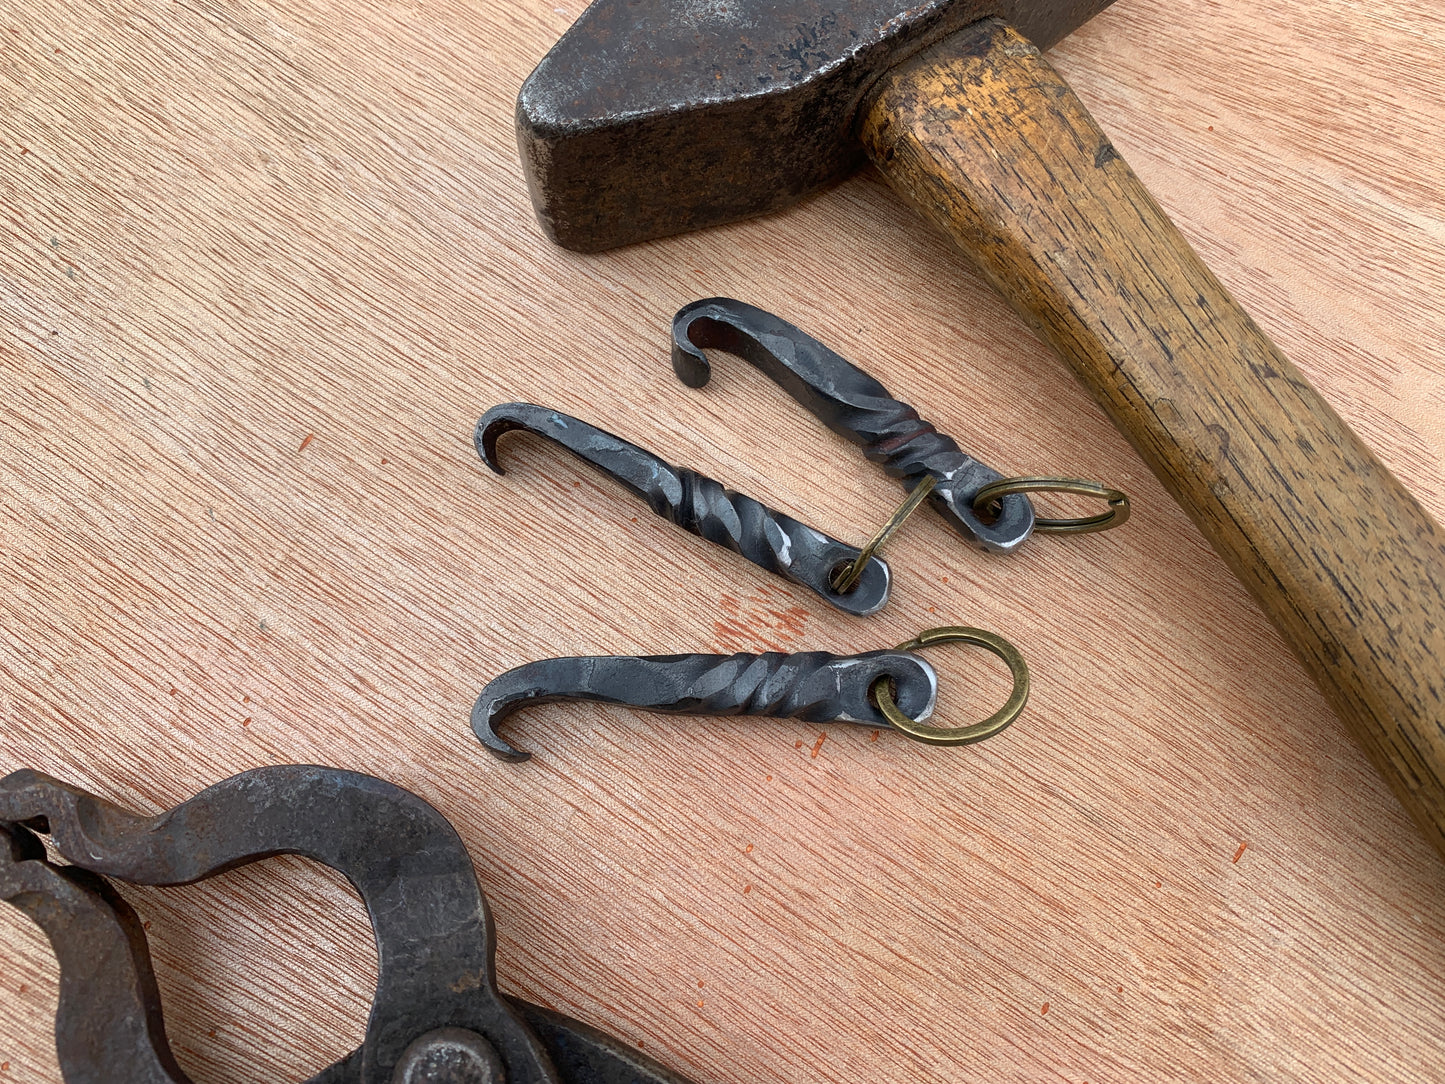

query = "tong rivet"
390;1027;505;1084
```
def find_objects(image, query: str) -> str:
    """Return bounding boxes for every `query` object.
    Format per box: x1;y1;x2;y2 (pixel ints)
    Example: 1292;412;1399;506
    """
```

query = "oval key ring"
873;625;1030;745
972;477;1130;535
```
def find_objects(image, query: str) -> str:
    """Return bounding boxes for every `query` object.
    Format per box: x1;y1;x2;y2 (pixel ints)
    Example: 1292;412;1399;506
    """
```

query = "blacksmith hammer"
513;1;1445;858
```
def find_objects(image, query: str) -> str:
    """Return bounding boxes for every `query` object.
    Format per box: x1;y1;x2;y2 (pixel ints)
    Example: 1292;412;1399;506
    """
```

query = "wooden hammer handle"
860;18;1445;857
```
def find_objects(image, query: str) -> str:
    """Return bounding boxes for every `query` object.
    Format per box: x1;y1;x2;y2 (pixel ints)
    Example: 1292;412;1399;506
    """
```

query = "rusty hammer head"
517;0;1115;251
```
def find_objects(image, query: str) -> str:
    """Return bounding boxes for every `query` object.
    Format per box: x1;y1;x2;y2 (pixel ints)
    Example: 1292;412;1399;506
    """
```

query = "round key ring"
972;477;1130;535
873;625;1030;745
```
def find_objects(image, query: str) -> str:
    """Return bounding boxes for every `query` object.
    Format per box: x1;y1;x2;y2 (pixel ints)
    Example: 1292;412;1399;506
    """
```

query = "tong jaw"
0;766;558;1084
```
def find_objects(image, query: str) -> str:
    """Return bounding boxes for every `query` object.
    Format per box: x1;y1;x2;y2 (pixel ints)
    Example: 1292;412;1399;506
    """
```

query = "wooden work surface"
2;0;1443;1080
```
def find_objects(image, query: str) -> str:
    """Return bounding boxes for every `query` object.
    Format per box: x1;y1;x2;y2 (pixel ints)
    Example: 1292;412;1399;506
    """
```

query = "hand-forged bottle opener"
0;764;695;1084
476;401;892;616
673;298;1129;548
673;297;1035;552
472;626;1031;761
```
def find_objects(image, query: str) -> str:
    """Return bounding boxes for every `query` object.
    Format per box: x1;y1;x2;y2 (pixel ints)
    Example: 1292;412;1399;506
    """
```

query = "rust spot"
810;732;826;758
711;590;810;652
1231;841;1248;864
298;432;315;452
450;970;484;993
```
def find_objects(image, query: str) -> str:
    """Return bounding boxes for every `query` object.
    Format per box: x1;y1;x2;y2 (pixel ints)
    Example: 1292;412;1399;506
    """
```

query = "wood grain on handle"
859;18;1445;857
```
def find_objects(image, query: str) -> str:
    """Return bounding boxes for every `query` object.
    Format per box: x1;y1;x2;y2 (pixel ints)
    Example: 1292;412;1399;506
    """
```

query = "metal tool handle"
672;296;1034;552
476;402;891;615
471;649;938;760
0;767;703;1084
0;766;557;1084
860;17;1445;857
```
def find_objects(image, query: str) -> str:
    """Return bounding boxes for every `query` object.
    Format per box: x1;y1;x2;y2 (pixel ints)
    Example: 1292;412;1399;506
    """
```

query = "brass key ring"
830;475;937;594
972;477;1130;535
873;625;1030;745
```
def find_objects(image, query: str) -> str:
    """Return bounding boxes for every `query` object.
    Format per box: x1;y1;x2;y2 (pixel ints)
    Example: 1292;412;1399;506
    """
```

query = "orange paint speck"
208;1028;217;1038
380;457;389;464
631;516;638;522
810;733;827;758
572;480;581;487
765;774;773;782
697;980;705;988
942;575;949;583
1232;841;1248;864
298;432;314;452
169;687;178;696
744;843;753;853
17;984;26;994
928;606;936;613
242;695;250;704
19;147;29;155
870;729;879;742
743;884;752;894
1154;880;1162;888
1208;125;1215;131
794;739;803;749
143;921;151;930
696;1000;704;1008
1116;985;1123;993
2;1062;8;1072
1040;1002;1050;1015
242;717;252;727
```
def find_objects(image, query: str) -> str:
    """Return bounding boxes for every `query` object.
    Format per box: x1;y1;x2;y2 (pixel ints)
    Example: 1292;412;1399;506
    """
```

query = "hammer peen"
514;2;1445;858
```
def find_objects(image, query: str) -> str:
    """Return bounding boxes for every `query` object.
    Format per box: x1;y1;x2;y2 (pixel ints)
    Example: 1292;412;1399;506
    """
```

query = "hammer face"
517;0;1116;251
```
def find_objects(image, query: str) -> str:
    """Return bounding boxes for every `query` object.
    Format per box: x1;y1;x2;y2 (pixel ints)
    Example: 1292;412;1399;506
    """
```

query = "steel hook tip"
670;298;1036;553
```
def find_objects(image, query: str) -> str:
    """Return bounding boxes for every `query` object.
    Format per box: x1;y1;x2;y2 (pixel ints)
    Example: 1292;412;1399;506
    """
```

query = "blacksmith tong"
0;764;694;1084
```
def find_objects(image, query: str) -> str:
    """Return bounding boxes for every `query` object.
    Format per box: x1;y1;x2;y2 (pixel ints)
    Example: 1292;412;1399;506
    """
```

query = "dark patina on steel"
517;0;1115;250
0;765;696;1084
673;297;1034;552
476;402;892;615
471;648;938;760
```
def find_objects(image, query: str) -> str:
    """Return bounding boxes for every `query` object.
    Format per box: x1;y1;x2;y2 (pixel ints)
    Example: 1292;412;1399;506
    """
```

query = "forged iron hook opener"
0;764;696;1084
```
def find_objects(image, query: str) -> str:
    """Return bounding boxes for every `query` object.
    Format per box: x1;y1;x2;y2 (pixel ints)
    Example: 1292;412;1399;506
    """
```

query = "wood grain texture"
859;18;1445;857
0;1;1442;1082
